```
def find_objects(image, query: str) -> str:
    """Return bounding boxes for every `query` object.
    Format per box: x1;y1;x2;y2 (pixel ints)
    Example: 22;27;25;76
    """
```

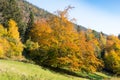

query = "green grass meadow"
0;60;119;80
0;60;87;80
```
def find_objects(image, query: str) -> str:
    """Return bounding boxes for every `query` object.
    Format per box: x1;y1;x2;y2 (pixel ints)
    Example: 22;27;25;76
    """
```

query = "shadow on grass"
42;65;89;79
41;65;106;80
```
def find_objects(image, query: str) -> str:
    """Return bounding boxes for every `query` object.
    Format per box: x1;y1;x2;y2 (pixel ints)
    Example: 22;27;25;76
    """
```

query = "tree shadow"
42;65;92;79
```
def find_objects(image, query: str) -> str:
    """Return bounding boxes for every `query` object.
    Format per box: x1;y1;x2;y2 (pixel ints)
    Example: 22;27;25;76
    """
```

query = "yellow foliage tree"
7;19;23;58
8;19;20;40
0;19;23;58
104;35;120;74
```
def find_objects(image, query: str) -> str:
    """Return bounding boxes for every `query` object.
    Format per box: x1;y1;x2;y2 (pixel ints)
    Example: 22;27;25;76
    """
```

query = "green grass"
0;60;119;80
0;60;87;80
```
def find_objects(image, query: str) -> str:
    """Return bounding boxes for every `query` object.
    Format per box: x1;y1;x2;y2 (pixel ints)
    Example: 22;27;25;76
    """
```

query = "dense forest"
0;0;120;78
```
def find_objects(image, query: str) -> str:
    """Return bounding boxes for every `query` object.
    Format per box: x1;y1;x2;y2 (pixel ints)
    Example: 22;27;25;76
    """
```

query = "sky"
26;0;120;35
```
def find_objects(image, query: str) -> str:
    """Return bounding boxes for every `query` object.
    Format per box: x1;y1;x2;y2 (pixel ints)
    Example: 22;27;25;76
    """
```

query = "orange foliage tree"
77;30;103;72
28;6;103;72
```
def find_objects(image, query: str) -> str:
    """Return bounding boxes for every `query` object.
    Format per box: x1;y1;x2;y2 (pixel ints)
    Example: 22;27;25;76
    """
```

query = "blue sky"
26;0;120;35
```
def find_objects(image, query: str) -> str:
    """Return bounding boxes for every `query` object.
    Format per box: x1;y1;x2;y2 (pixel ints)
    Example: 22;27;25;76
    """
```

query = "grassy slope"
0;60;87;80
0;60;119;80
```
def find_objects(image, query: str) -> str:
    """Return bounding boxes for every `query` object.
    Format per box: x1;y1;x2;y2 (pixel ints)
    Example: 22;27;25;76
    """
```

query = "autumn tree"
0;25;8;58
104;35;120;74
28;19;54;65
28;6;104;72
0;19;23;59
47;6;83;69
77;30;103;72
7;19;23;58
29;6;81;69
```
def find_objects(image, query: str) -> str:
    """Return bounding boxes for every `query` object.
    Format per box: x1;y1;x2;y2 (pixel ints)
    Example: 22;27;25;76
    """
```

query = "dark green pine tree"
118;34;120;40
92;30;99;38
23;11;34;58
76;26;81;32
24;11;34;42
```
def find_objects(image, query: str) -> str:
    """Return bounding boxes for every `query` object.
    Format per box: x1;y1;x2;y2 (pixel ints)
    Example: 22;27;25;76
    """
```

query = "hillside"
0;60;87;80
0;60;113;80
0;60;119;80
17;0;87;31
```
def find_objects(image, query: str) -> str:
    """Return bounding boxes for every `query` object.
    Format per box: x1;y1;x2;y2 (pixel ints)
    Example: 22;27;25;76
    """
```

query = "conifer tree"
24;11;34;42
